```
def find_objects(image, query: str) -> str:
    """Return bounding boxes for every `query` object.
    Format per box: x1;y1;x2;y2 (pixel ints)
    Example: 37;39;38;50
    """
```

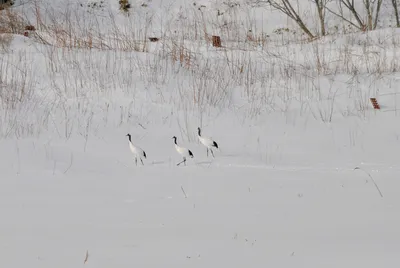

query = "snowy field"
1;0;400;267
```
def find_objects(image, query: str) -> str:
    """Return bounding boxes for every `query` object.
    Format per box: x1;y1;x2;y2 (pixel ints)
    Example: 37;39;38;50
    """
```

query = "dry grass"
0;32;13;52
0;1;14;11
0;8;27;35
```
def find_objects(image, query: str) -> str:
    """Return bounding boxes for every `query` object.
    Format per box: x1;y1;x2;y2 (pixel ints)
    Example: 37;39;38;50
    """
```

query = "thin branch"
84;250;89;264
354;167;384;198
63;152;73;174
325;6;362;29
181;185;188;198
266;0;315;39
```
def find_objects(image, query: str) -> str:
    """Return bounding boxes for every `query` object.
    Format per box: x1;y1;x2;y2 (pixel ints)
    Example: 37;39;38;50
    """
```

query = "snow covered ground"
1;0;400;267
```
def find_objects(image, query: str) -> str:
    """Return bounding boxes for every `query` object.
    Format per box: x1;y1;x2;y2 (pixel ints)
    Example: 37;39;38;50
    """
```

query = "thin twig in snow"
84;250;89;264
181;185;188;198
354;167;383;198
15;141;20;175
63;153;73;174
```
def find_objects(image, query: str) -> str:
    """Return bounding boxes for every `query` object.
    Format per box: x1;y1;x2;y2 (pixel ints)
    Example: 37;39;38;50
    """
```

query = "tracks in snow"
116;158;398;174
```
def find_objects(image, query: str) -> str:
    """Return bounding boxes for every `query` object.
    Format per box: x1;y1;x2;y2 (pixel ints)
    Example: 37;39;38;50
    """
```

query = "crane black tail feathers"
143;151;147;158
212;141;218;149
188;150;194;158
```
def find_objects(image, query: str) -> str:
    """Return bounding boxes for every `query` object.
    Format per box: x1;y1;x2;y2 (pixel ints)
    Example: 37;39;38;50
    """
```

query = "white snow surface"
1;0;400;267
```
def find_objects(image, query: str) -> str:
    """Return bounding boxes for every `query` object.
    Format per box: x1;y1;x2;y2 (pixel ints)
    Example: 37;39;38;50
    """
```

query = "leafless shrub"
326;0;383;31
254;0;317;39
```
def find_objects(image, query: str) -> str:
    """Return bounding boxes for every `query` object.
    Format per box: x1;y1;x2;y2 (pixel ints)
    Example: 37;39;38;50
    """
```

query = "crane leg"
177;157;186;166
210;149;215;158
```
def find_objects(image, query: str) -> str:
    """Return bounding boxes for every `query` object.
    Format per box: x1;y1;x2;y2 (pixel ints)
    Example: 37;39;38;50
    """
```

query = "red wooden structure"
370;98;380;110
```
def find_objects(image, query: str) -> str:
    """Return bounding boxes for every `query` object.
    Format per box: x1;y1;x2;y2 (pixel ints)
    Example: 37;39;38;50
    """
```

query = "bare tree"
310;0;331;36
391;0;400;27
326;0;383;31
366;0;383;30
265;0;315;39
